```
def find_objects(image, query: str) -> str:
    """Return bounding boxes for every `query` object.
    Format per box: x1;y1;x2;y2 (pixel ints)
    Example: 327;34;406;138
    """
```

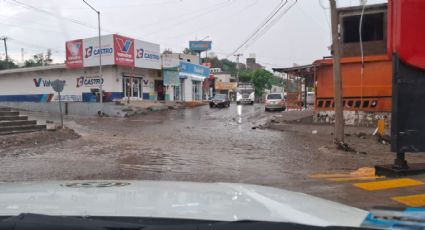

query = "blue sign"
189;41;212;52
179;61;210;77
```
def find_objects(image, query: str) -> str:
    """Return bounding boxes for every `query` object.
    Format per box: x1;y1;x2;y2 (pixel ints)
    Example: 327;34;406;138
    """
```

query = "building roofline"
0;64;67;75
272;64;316;74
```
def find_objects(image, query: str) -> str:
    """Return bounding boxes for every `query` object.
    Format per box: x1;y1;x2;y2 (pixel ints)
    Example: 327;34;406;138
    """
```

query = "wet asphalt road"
0;103;319;187
4;103;425;210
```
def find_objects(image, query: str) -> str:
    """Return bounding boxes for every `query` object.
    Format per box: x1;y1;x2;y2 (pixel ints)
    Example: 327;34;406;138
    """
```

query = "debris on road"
0;127;80;151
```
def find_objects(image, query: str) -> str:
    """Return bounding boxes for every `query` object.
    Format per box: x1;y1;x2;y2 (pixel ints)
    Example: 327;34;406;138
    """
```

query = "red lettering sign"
65;39;83;68
113;34;135;67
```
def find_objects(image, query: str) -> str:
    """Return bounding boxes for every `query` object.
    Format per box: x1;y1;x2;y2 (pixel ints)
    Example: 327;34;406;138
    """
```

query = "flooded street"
3;104;425;210
0;104;318;187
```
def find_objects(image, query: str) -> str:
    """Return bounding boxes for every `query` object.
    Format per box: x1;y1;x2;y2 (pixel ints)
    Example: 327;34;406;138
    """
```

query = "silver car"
265;93;286;112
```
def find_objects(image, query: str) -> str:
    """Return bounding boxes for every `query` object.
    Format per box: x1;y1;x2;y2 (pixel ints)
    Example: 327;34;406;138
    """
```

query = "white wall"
117;66;161;100
183;79;192;102
0;65;161;102
215;73;232;83
0;66;119;101
161;53;199;67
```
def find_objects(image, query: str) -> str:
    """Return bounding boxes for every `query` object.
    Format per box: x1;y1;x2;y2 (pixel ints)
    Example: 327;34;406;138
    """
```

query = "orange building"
314;55;392;112
311;3;392;125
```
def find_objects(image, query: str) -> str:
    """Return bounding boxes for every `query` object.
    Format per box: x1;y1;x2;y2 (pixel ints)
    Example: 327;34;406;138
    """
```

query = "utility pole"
0;36;9;69
330;0;344;143
83;0;103;104
234;53;243;84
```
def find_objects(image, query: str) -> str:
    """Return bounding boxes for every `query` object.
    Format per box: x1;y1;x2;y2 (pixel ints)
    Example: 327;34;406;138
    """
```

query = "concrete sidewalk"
0;100;186;118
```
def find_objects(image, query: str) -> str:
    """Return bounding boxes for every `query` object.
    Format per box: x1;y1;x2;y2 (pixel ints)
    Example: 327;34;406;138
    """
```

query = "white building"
162;53;210;102
0;34;163;102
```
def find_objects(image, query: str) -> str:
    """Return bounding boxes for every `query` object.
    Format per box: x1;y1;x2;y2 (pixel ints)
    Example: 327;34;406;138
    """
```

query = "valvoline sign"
65;39;83;68
67;34;160;68
114;34;134;67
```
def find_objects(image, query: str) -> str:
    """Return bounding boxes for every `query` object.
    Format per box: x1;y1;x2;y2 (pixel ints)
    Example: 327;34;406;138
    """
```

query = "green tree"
239;70;253;83
24;51;53;67
162;49;172;54
269;75;284;87
182;48;197;55
251;69;274;97
0;58;18;70
24;54;43;67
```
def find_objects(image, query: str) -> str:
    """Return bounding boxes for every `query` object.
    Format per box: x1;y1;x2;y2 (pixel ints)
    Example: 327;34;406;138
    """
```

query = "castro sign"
76;76;104;88
134;39;161;70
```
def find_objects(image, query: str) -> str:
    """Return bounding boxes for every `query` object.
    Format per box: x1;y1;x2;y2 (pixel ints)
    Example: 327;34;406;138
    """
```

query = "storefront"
0;65;161;102
163;61;210;102
0;34;162;102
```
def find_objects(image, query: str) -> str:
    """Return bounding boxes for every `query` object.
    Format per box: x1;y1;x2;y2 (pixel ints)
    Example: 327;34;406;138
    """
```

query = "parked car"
210;94;231;108
265;93;286;111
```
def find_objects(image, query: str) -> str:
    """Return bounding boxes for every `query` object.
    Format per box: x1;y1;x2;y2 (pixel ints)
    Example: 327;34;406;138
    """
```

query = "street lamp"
82;0;103;104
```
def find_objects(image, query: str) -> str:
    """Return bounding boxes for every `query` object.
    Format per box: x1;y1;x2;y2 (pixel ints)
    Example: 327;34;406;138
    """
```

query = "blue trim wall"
82;92;123;102
0;94;53;102
0;92;123;102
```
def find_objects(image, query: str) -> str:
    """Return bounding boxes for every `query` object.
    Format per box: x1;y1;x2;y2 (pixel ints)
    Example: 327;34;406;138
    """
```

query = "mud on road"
2;104;424;209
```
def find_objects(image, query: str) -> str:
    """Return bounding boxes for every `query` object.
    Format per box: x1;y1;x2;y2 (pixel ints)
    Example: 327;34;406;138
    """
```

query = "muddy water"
0;104;319;186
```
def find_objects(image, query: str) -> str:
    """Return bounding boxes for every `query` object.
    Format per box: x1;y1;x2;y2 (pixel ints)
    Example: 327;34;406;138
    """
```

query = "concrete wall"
118;66;161;100
0;65;161;102
162;53;199;68
0;66;117;101
314;110;391;127
0;101;128;117
183;79;193;102
215;73;232;83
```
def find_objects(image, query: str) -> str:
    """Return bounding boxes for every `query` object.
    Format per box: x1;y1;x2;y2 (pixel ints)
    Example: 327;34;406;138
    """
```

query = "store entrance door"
155;80;165;101
123;77;142;100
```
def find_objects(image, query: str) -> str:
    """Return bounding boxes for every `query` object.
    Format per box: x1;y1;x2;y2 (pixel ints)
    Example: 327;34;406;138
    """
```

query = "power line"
229;0;288;57
142;0;235;37
4;0;114;33
161;0;259;40
244;0;297;50
229;0;298;58
9;37;65;54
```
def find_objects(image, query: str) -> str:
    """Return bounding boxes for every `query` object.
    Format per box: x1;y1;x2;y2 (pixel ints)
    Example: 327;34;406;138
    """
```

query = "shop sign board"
135;40;160;69
65;39;83;68
82;35;115;67
113;34;134;67
189;41;212;52
179;61;210;77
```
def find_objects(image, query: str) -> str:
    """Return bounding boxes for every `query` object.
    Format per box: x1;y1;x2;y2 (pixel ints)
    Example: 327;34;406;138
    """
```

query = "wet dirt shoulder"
0;128;80;154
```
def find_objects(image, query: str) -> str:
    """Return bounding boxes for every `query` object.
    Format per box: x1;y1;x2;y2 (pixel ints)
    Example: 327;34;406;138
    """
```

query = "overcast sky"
0;0;386;69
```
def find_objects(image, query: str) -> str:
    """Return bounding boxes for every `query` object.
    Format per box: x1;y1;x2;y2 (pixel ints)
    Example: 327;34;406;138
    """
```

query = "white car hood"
0;181;367;227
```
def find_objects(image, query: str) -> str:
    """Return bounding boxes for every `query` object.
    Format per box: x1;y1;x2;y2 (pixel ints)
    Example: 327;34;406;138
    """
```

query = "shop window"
343;13;384;43
343;101;346;107
347;100;354;107
318;101;324;108
363;100;370;108
354;101;361;108
325;101;331;108
332;102;335;108
371;100;378;108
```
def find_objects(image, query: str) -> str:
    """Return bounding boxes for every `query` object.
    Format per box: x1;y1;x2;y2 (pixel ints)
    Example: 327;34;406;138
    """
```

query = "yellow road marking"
354;178;424;191
392;194;425;207
309;173;352;179
309;167;378;180
328;176;384;182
